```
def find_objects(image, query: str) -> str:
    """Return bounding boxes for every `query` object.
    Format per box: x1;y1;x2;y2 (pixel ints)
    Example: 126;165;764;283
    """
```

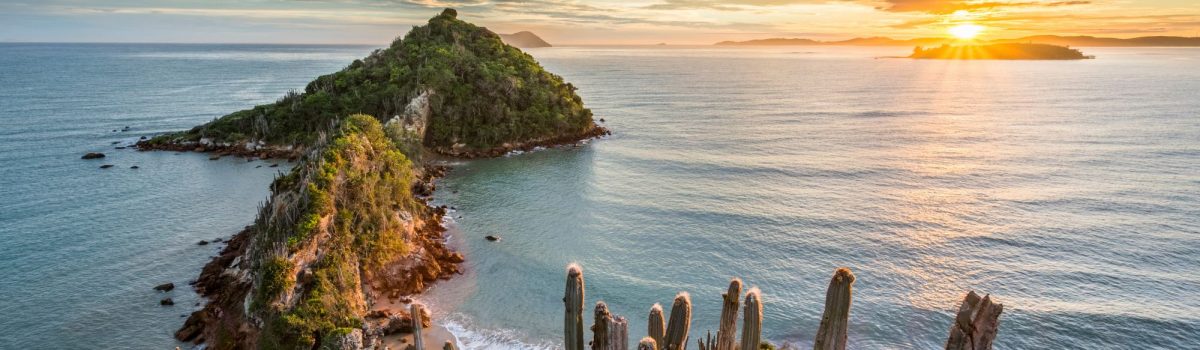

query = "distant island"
498;31;552;48
908;43;1093;60
716;35;1200;47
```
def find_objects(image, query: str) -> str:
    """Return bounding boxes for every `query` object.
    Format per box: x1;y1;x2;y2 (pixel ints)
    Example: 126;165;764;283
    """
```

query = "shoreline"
166;124;608;349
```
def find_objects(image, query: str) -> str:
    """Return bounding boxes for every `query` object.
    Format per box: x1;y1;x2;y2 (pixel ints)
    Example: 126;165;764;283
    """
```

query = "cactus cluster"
562;266;765;350
562;264;1001;350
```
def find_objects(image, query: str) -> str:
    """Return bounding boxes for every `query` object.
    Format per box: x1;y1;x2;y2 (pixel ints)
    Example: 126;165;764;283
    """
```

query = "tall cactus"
638;337;659;350
663;292;692;350
717;278;743;350
813;268;855;350
594;301;612;350
945;291;1003;350
411;303;426;350
698;330;716;350
648;303;666;348
592;301;630;350
565;264;586;350
740;288;762;350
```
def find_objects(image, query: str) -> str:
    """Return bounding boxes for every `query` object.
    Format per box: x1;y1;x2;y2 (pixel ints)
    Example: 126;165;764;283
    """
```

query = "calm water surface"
1;44;1197;349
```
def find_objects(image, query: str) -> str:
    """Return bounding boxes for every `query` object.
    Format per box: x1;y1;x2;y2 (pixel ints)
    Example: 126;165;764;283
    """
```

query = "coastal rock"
319;328;364;350
160;298;175;306
82;152;106;159
176;311;205;342
197;240;209;246
209;155;220;160
130;165;139;169
384;313;416;335
485;235;500;242
154;282;175;292
99;164;114;169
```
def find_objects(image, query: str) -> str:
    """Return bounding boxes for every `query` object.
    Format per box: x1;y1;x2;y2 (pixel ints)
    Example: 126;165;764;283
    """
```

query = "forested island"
149;9;606;349
909;43;1093;60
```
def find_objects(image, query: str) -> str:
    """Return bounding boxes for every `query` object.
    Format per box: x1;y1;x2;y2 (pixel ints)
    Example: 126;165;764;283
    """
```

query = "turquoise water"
1;44;1198;349
425;47;1200;349
0;43;370;348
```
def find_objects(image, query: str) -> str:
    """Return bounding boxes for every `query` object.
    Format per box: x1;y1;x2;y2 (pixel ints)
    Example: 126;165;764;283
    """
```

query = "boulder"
197;240;209;246
130;165;139;169
485;235;500;242
99;164;114;169
81;153;106;159
160;298;175;306
154;282;175;292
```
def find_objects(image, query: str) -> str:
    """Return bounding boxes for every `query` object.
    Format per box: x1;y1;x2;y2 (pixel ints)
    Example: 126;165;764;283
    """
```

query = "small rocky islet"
139;8;606;350
909;43;1093;60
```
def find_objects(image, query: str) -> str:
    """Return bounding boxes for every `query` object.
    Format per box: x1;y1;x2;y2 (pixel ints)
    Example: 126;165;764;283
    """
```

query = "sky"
0;0;1197;45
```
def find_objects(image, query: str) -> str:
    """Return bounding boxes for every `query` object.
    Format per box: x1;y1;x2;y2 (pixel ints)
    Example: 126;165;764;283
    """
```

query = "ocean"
0;43;1197;349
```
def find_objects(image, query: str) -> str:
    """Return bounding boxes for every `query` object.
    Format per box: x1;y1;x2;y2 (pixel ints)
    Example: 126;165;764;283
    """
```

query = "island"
153;8;607;349
499;30;552;48
908;43;1093;60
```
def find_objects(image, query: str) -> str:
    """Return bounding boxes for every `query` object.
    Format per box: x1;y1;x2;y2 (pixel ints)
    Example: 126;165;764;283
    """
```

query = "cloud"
642;0;831;11
877;0;1090;14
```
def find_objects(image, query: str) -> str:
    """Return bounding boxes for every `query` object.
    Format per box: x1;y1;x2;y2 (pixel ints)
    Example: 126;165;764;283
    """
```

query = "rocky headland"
152;8;606;350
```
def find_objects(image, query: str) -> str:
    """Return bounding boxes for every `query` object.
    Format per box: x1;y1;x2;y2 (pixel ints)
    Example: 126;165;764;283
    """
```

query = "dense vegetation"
248;115;422;349
164;8;594;151
910;43;1092;60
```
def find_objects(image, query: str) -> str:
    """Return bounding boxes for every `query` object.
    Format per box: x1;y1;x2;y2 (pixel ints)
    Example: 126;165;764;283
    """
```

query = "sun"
949;24;984;40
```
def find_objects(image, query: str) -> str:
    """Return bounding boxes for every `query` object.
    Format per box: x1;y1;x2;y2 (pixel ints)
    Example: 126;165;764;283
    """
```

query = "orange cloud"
878;0;1090;14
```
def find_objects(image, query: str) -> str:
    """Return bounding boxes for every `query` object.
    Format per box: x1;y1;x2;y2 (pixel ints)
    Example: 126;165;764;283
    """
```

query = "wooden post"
638;337;659;350
663;292;692;350
813;268;854;350
648;303;666;348
717;278;742;350
566;264;586;350
740;288;762;350
945;291;1003;350
411;303;426;350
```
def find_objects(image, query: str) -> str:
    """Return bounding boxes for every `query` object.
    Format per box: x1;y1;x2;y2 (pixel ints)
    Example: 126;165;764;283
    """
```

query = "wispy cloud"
0;0;1196;44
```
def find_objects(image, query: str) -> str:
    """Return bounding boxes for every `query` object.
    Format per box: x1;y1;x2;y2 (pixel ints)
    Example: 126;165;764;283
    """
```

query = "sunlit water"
1;44;1197;349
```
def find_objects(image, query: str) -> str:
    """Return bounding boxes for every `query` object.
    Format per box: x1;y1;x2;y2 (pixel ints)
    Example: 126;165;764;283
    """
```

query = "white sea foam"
441;317;556;350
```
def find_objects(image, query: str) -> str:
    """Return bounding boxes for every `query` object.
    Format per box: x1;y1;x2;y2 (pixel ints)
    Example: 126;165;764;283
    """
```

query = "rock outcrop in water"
168;8;607;350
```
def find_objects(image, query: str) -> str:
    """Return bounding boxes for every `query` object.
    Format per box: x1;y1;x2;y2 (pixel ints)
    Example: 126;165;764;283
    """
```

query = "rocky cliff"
167;8;606;350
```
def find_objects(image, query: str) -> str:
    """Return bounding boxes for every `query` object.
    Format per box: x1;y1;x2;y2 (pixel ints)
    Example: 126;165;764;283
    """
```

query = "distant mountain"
990;35;1200;47
715;35;1200;47
499;31;552;48
715;38;821;46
